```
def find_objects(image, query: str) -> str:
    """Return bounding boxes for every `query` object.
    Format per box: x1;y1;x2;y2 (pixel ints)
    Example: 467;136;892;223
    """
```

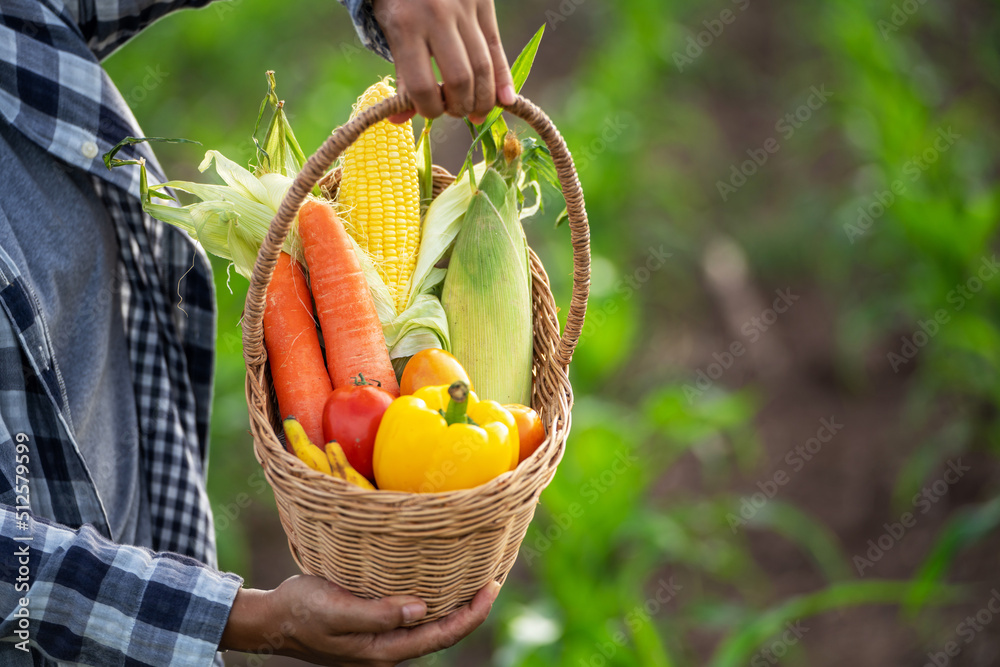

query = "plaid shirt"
0;0;388;664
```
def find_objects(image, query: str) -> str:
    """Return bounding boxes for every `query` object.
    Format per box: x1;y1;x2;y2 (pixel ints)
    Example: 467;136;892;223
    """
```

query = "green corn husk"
253;70;307;179
108;73;454;359
441;136;533;405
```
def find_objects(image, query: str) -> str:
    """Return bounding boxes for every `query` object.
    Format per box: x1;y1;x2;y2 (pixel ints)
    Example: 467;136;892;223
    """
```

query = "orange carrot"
263;252;332;447
298;200;400;396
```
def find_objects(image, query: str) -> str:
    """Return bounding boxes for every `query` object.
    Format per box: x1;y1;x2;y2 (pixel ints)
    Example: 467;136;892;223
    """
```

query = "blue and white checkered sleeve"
0;507;242;666
64;0;391;61
338;0;393;61
65;0;217;59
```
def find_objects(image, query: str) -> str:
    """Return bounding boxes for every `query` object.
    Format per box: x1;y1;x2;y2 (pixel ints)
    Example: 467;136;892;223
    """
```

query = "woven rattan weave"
242;93;590;622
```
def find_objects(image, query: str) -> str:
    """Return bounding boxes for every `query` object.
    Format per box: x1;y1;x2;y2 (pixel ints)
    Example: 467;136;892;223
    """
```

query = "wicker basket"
241;93;591;623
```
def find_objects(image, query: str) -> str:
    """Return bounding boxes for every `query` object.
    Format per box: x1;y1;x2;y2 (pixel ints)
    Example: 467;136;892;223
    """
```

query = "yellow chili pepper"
283;417;331;475
373;381;519;493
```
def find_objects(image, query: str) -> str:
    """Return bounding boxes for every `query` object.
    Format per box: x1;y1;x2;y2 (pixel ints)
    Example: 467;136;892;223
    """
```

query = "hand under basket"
241;92;591;623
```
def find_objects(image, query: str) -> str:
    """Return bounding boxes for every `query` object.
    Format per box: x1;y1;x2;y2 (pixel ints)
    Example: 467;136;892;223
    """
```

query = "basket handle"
242;94;591;369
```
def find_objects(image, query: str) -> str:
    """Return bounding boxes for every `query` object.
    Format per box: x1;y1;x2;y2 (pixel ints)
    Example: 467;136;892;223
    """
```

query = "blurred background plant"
105;0;1000;664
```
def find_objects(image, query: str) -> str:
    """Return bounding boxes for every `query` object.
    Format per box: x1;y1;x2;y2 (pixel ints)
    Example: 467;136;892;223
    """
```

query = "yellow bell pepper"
373;382;519;493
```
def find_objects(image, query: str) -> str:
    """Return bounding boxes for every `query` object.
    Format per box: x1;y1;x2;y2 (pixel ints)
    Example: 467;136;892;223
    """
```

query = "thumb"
340;595;428;633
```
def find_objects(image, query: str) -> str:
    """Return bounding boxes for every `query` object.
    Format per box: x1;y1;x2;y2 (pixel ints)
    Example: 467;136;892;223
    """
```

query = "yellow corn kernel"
339;79;421;313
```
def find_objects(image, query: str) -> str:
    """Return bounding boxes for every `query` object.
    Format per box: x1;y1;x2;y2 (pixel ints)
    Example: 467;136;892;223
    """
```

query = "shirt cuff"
92;544;244;666
0;510;245;666
339;0;394;62
135;558;244;666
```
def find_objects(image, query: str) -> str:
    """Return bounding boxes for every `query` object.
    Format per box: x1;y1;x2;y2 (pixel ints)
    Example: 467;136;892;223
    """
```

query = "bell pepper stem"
444;381;470;425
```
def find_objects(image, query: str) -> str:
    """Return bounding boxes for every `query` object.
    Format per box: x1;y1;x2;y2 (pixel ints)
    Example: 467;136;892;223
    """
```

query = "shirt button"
81;141;99;159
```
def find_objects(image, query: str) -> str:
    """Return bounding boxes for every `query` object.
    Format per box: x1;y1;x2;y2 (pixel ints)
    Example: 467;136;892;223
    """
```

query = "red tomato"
322;374;394;482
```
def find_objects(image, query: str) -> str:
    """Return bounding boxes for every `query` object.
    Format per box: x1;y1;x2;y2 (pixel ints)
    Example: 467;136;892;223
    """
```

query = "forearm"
0;506;241;666
218;587;271;653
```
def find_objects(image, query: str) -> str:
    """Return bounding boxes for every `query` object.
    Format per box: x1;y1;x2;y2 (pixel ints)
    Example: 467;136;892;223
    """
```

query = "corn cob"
339;79;421;313
441;135;533;406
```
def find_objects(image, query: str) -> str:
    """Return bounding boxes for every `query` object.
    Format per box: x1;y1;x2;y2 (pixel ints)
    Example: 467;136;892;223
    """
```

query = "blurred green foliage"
104;0;1000;663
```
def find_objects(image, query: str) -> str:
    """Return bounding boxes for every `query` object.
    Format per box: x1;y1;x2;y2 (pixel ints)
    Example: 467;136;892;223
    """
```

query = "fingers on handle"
458;18;496;120
395;41;445;118
388;79;417;123
477;0;514;105
431;26;476;118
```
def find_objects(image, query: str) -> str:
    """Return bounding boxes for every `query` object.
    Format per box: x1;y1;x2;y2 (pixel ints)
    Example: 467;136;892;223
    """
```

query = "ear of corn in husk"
441;134;533;406
140;151;296;280
124;74;452;358
124;72;302;280
254;71;307;179
339;79;421;313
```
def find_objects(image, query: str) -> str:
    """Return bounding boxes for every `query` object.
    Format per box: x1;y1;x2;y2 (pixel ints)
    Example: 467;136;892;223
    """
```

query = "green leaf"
626;602;675;667
457;24;545;180
710;581;966;667
890;423;970;514
744;501;853;582
251;70;279;169
521;137;559;191
489;116;510;161
554;207;570;228
102;136;201;171
262;106;307;177
406;162;487;307
520;136;561;218
904;496;1000;615
644;387;758;446
416;118;435;217
478;24;544;132
253;71;307;178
